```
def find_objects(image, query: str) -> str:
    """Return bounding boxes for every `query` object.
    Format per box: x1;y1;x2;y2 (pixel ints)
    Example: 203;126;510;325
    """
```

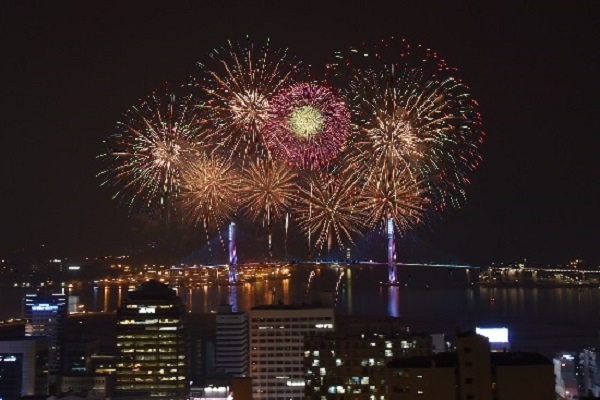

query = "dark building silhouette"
387;331;554;399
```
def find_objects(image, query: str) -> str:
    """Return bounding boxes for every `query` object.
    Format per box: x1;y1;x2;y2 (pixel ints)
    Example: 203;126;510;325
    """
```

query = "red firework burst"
262;82;350;170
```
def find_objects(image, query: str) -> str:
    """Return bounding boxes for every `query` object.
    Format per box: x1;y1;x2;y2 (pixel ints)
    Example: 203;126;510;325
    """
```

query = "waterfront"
2;264;600;358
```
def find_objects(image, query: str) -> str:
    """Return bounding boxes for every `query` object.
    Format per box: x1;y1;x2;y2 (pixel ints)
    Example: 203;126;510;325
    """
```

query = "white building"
249;305;334;400
216;304;248;376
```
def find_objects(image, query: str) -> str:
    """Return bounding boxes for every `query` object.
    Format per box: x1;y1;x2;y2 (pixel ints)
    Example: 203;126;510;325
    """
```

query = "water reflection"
388;286;400;317
229;285;238;312
5;265;600;357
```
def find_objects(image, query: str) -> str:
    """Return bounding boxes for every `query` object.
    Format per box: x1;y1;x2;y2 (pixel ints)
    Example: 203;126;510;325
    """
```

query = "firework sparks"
197;39;303;160
99;92;204;213
295;172;366;251
263;83;351;170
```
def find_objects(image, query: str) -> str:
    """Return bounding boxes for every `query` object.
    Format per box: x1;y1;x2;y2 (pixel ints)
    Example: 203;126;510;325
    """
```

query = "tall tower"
24;292;67;394
215;304;248;377
115;280;188;400
229;222;237;284
387;217;397;284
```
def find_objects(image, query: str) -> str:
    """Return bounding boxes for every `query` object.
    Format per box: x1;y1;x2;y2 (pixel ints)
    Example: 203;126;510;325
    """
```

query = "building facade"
215;304;248;377
249;305;334;400
114;280;188;400
387;332;554;400
304;332;432;400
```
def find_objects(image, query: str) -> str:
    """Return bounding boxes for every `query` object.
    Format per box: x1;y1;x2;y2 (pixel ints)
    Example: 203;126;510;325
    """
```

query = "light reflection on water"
4;264;600;357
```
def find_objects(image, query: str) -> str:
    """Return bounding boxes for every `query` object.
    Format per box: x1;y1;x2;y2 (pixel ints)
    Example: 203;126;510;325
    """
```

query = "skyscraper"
24;292;67;393
216;304;248;377
115;280;188;400
249;305;334;400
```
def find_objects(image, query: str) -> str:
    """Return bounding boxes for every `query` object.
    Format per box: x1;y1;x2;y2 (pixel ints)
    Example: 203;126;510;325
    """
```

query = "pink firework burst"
262;82;350;170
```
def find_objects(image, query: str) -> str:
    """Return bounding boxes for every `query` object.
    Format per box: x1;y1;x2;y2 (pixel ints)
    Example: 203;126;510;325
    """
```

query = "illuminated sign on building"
476;327;509;343
32;304;59;311
139;307;156;314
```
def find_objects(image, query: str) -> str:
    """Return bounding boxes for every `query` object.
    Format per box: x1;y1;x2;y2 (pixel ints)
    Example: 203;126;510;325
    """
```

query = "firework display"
99;92;204;213
100;37;484;260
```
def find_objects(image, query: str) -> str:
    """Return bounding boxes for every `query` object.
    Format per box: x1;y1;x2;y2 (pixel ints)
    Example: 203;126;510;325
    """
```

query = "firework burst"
197;39;303;160
262;82;351;170
295;172;366;252
238;157;299;256
238;157;298;223
99;92;204;213
180;155;239;230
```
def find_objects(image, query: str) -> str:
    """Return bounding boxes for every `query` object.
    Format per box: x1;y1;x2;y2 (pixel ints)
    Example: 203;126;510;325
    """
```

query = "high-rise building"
249;305;334;400
114;280;188;400
24;292;67;393
215;304;248;377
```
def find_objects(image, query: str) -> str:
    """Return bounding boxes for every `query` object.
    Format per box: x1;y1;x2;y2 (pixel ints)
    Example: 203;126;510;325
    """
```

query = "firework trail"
238;157;298;257
334;270;345;307
306;270;316;296
196;39;303;162
99;92;205;215
263;82;351;170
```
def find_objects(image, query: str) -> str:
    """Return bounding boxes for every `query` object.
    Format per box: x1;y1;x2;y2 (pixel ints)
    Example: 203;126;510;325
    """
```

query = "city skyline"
1;1;598;265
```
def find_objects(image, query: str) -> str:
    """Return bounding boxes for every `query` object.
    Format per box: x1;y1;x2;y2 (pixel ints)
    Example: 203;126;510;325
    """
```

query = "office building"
249;305;334;399
24;292;67;392
215;304;248;377
115;280;188;400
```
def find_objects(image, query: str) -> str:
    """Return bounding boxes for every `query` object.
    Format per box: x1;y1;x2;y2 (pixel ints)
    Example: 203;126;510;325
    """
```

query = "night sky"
1;1;598;266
